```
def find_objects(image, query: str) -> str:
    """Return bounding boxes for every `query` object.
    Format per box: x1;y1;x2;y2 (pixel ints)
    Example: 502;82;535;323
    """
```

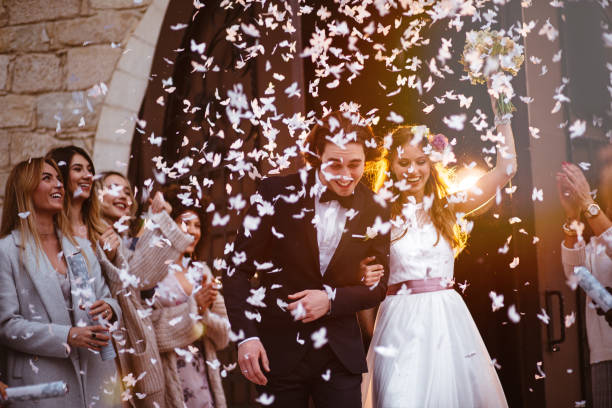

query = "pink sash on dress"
386;277;453;296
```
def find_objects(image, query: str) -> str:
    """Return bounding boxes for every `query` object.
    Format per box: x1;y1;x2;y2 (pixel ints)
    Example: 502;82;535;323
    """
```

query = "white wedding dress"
363;205;508;408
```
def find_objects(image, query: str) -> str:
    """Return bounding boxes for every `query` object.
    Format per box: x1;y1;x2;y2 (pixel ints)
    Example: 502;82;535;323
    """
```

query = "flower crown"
383;126;454;165
428;133;449;153
425;131;455;166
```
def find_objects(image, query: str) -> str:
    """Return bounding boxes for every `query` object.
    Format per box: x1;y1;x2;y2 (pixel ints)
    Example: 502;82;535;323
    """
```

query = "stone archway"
92;0;170;172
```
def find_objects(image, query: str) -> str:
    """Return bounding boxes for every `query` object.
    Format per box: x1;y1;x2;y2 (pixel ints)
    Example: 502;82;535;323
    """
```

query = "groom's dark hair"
302;110;381;168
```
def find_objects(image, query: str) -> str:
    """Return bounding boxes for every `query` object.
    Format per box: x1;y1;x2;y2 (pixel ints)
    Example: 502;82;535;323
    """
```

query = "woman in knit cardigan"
93;172;204;407
153;187;230;408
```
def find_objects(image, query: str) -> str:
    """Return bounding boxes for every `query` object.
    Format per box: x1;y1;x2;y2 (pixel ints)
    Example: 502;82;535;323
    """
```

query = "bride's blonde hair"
373;126;467;254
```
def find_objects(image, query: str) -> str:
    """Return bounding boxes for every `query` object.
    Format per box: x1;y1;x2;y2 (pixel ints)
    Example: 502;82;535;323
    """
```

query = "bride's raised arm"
452;88;518;215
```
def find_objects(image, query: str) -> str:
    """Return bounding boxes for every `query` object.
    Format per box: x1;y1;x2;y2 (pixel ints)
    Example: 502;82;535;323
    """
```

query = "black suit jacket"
223;169;390;376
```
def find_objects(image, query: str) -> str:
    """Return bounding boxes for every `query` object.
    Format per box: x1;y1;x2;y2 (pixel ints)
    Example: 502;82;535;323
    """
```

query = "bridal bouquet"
460;29;524;116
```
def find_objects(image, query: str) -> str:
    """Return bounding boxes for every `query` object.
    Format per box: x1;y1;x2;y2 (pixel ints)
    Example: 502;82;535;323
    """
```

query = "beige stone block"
0;129;9;170
95;104;137;144
54;10;142;47
104;69;147;111
0;55;9;90
55;130;95;140
0;95;35;128
78;135;94;153
0;171;9;191
132;0;165;44
66;45;121;90
116;36;154;74
90;0;151;9
151;0;169;10
0;4;8;27
37;91;102;130
0;23;51;53
12;53;62;94
9;131;57;164
6;0;80;25
0;171;9;207
92;138;131;173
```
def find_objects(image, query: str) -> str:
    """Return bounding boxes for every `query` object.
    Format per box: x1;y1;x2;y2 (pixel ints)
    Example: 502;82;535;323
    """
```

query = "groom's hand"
360;256;384;287
287;290;330;323
238;339;270;385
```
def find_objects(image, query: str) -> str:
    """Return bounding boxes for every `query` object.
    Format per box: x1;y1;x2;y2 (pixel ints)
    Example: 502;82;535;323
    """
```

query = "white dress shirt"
313;171;348;275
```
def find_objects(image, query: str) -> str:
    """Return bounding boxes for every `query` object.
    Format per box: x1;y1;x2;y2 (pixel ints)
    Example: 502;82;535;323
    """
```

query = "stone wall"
0;0;151;205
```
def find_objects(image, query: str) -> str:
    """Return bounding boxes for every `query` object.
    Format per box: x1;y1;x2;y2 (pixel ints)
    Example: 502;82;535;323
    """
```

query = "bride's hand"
486;77;501;118
360;256;384;287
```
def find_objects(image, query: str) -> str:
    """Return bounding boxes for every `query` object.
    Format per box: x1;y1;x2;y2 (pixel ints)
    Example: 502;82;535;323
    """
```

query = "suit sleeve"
222;179;276;341
328;226;390;317
0;250;71;359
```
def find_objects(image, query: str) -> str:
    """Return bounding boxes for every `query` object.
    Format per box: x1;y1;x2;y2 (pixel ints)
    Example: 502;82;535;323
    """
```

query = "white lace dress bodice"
389;219;454;284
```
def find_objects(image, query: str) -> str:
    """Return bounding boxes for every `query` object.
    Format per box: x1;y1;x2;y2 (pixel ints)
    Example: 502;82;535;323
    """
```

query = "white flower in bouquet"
461;29;525;115
489;72;515;102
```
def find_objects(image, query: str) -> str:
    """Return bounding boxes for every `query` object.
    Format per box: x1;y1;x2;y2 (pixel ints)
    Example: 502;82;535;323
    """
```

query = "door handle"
545;290;566;352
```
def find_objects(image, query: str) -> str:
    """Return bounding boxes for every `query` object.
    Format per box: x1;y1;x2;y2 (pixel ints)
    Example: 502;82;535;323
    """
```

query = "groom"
223;110;390;407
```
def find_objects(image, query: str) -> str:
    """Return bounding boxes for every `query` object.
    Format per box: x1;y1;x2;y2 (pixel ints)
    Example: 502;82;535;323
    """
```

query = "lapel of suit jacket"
61;234;90;324
61;234;94;382
12;230;73;326
301;169;321;277
324;183;366;275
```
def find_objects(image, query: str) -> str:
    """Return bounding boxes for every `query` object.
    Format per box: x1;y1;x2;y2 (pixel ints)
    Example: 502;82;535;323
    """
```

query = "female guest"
0;158;122;407
94;171;201;407
154;188;230;408
558;161;612;407
362;89;515;407
46;146;106;245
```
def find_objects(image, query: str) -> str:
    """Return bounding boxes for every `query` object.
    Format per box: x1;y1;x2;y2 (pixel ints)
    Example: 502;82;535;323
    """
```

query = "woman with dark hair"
362;88;515;407
0;157;121;408
153;185;230;408
46;146;107;245
94;172;210;407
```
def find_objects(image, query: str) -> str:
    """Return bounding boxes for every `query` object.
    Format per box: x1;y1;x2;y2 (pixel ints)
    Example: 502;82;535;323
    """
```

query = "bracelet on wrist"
562;222;578;236
561;224;578;237
494;113;512;126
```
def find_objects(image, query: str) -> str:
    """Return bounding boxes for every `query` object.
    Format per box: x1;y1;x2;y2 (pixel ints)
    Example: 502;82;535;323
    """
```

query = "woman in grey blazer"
0;158;122;408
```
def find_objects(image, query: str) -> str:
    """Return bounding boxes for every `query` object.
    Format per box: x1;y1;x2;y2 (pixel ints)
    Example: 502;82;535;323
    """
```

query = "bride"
361;89;515;407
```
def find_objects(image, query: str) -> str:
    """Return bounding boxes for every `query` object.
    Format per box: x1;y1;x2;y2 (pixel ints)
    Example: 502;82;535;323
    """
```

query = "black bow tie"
319;189;354;209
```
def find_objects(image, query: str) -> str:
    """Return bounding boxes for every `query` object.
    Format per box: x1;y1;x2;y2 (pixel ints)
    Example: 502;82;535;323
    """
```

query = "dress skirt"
362;289;508;408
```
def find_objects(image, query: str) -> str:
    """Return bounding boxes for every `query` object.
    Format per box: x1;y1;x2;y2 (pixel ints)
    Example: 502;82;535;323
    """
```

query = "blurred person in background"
94;171;200;407
558;158;612;408
153;184;230;408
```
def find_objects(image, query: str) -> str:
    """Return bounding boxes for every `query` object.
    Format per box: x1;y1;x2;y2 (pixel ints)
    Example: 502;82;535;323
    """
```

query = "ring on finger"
91;332;97;339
